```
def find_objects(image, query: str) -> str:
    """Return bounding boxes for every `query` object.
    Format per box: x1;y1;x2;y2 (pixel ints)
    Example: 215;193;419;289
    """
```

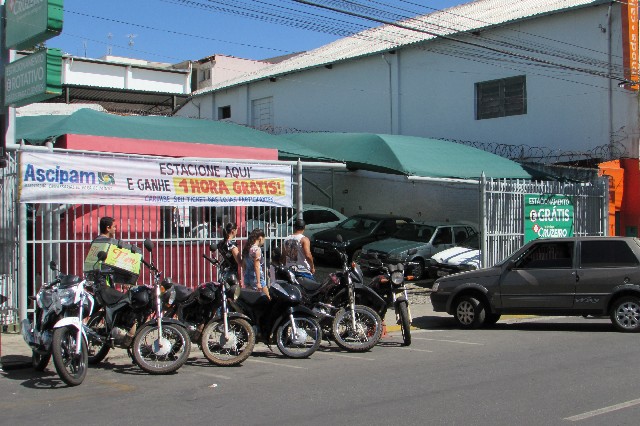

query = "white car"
247;204;347;241
427;233;480;278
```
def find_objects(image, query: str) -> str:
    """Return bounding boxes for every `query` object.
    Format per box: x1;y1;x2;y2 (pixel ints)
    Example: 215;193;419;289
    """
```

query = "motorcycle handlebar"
202;253;219;266
141;257;157;272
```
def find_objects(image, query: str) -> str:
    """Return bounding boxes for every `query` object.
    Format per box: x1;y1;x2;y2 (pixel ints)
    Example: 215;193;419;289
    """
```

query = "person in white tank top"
283;219;315;277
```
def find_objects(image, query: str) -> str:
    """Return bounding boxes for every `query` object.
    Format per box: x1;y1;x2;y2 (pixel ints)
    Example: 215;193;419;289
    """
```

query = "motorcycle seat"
239;288;270;306
97;285;129;306
296;276;323;293
172;284;193;304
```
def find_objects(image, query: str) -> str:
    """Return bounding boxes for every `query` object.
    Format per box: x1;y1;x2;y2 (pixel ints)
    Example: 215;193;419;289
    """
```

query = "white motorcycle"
22;261;95;386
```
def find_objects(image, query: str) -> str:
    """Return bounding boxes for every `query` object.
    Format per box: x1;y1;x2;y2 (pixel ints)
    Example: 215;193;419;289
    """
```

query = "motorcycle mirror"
336;234;343;243
97;251;108;261
209;243;217;253
161;277;174;290
49;260;58;271
143;238;153;252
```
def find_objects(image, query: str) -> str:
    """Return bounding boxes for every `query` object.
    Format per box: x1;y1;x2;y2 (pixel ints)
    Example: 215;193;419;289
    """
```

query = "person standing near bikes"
242;228;270;299
282;219;316;279
217;222;243;277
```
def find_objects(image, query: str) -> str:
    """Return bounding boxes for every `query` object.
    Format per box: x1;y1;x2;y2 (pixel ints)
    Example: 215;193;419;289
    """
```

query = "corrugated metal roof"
191;0;606;97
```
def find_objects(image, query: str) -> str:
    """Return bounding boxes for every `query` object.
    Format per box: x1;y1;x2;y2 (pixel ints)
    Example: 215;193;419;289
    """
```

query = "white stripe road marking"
315;351;376;361
397;347;433;353
190;372;232;380
412;337;484;345
564;398;640;421
247;359;308;369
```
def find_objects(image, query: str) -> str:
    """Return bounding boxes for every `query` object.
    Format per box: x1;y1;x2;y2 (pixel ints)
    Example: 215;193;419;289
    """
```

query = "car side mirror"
505;260;515;271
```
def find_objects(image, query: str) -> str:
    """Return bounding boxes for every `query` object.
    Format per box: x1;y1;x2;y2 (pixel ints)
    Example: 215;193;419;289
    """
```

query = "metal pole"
479;172;487;269
297;159;303;220
18;200;27;322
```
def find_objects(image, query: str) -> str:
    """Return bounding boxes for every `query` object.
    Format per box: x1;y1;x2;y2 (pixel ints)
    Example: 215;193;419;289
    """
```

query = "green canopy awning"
15;109;330;161
283;132;532;180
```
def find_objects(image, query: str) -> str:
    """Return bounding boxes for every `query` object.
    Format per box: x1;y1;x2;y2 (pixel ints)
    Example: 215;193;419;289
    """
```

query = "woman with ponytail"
242;229;269;298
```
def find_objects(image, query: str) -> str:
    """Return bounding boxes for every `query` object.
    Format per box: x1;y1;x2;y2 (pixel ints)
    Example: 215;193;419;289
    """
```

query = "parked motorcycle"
367;262;412;346
22;261;94;386
161;247;255;366
86;239;191;374
226;269;322;359
281;237;384;352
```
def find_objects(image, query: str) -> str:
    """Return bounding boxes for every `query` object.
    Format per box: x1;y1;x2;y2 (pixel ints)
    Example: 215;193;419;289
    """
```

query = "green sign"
524;194;575;243
5;0;64;50
3;48;62;107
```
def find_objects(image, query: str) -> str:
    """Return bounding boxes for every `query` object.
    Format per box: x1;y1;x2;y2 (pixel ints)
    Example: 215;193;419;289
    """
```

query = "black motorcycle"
367;262;412;346
227;274;322;359
86;239;191;374
281;238;385;352
161;247;255;366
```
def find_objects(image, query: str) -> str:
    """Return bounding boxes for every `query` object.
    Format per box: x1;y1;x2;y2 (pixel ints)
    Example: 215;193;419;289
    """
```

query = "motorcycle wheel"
332;305;382;352
201;318;255;366
51;327;88;387
32;350;51;371
397;301;412;346
276;316;322;359
132;323;191;374
86;311;110;365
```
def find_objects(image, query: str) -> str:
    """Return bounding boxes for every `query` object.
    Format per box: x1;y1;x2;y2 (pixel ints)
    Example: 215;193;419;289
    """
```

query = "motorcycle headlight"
58;287;77;306
391;270;404;285
387;255;402;263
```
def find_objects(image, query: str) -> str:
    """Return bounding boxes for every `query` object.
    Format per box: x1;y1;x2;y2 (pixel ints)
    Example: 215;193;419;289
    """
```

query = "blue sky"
53;0;464;63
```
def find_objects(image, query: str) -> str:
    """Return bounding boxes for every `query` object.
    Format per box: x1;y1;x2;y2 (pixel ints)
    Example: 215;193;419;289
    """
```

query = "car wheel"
610;296;640;332
453;296;486;329
351;249;362;264
413;259;426;280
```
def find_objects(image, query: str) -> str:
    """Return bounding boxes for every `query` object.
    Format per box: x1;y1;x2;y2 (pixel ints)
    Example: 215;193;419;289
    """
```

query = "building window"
475;76;526;120
218;106;231;120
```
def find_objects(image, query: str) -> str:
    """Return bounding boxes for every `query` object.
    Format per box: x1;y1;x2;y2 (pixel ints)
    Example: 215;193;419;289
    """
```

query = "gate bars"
479;174;608;268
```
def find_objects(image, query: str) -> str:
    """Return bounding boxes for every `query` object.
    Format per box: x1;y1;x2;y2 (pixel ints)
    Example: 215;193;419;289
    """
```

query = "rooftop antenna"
107;32;113;55
126;34;137;48
82;40;87;57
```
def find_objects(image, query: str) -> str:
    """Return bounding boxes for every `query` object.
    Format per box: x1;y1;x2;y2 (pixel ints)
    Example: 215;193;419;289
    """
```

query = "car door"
574;239;640;310
431;226;454;255
499;240;576;309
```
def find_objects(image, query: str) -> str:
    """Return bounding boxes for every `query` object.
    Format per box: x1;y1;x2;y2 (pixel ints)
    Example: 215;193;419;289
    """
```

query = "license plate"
436;270;449;277
313;247;324;255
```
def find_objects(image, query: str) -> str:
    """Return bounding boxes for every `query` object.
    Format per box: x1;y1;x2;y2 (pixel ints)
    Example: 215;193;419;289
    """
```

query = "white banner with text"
19;151;293;207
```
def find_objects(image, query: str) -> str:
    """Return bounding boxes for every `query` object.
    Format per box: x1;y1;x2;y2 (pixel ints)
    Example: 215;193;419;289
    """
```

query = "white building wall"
303;170;479;225
176;3;639;158
62;57;190;94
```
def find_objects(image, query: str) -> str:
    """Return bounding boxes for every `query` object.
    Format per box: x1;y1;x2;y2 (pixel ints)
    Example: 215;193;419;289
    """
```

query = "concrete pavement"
1;280;446;370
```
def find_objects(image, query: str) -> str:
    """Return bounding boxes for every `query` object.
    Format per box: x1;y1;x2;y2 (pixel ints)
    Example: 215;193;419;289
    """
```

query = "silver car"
359;222;477;279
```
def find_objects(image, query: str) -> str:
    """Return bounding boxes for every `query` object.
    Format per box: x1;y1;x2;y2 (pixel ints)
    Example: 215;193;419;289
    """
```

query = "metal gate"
480;176;609;267
1;148;303;325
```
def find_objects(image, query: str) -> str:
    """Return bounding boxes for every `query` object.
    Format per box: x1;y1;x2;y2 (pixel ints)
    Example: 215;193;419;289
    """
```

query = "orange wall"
599;158;640;236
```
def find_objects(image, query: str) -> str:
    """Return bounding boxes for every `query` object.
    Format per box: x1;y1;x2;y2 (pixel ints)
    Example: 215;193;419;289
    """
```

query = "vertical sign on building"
3;48;62;106
5;0;64;50
524;194;575;243
622;0;639;90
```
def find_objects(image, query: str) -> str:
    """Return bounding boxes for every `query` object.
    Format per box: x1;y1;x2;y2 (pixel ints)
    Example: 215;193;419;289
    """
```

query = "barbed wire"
254;124;631;165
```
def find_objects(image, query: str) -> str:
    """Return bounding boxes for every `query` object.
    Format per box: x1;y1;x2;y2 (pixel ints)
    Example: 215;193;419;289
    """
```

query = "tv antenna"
126;34;137;47
106;33;113;55
82;40;87;57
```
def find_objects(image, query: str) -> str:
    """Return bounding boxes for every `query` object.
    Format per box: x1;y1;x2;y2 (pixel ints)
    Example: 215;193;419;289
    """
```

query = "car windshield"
392;224;436;242
461;233;480;249
256;207;296;223
337;216;378;232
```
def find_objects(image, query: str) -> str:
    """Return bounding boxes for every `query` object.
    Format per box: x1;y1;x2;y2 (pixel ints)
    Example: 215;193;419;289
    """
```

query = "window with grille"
475;76;526;120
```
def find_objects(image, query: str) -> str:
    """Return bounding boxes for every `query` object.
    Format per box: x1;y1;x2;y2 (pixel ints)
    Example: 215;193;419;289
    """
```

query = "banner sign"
5;0;64;50
524;194;574;243
622;1;639;90
19;151;293;207
3;48;62;107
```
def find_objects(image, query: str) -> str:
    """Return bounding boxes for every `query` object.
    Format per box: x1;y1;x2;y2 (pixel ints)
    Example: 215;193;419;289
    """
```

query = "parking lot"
2;274;639;425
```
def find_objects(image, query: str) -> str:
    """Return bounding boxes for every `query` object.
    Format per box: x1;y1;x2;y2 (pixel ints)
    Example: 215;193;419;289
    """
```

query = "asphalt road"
2;315;639;426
